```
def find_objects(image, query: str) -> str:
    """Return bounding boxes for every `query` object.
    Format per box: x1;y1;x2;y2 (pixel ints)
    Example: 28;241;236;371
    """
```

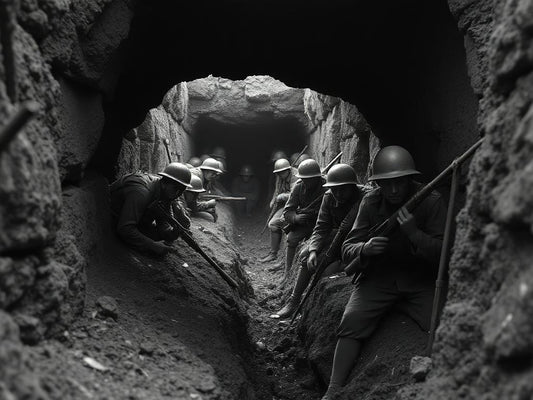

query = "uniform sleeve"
308;194;333;253
407;195;447;265
341;196;372;264
116;186;161;252
282;183;300;224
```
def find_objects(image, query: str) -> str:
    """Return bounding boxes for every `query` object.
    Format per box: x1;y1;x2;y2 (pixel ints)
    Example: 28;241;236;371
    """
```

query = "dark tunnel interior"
192;116;308;202
93;0;478;186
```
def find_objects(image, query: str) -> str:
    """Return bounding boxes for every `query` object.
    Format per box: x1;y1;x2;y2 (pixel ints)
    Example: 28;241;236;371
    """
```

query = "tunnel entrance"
94;0;478;185
191;116;307;203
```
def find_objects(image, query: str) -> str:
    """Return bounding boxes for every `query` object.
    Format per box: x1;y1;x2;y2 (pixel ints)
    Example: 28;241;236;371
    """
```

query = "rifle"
152;201;239;289
292;144;309;167
281;151;343;234
343;138;484;282
200;195;247;201
289;201;361;325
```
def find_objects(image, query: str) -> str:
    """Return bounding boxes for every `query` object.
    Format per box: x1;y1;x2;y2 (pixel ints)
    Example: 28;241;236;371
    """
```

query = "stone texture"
398;1;533;399
96;296;119;320
0;311;47;399
410;356;432;382
56;78;105;182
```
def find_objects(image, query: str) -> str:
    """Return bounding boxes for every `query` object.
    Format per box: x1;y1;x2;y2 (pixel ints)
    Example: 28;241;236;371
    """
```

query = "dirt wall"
398;0;533;398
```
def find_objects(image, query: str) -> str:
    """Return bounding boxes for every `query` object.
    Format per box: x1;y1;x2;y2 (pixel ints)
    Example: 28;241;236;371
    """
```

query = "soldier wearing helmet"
289;152;310;168
272;164;365;319
279;158;327;277
260;158;298;263
109;163;192;256
231;165;260;217
187;156;202;168
183;174;218;222
191;158;225;194
322;146;447;400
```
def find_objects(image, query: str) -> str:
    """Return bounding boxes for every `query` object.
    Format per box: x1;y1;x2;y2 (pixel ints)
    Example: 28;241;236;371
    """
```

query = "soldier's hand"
361;236;389;256
307;251;318;272
206;199;217;208
397;207;417;236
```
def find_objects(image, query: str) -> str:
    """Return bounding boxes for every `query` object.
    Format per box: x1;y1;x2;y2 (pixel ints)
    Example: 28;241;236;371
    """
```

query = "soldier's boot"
260;231;282;262
274;265;311;319
284;246;297;277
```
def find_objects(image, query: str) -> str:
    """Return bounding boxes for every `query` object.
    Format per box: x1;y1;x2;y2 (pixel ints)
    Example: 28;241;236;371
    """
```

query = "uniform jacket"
283;178;326;227
270;167;298;208
109;172;190;252
307;188;363;255
341;182;446;290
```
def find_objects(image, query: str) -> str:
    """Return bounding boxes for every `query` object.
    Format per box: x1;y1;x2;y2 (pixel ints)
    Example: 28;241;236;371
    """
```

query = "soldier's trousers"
336;277;434;340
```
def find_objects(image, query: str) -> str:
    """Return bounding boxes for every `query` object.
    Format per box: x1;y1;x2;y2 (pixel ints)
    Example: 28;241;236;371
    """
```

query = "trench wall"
398;0;533;398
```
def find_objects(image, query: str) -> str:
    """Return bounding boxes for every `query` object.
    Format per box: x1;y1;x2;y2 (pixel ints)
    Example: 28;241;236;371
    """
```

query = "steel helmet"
210;146;226;160
369;146;420;181
271;150;288;162
218;160;226;173
240;165;254;176
200;157;223;173
158;162;192;187
273;158;291;173
296;159;322;179
187;156;202;167
323;164;358;187
186;174;205;193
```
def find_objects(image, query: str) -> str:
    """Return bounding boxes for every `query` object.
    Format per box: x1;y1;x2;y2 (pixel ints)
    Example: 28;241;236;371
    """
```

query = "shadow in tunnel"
191;115;308;208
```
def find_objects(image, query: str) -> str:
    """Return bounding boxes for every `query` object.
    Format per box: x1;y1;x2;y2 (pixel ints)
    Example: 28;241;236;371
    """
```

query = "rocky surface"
398;1;533;399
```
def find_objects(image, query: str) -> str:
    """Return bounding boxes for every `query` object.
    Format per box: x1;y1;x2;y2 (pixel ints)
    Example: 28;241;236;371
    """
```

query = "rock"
96;296;119;320
139;341;155;356
13;314;43;345
410;356;432;382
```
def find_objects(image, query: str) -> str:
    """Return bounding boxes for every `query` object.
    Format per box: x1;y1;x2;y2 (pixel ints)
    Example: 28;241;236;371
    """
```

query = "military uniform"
267;167;298;231
282;178;326;248
110;172;190;254
300;189;362;267
338;183;446;339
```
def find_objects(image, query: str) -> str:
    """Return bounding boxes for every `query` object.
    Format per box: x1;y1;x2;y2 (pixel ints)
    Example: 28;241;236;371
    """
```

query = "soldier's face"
302;177;321;190
162;179;186;200
203;170;217;181
276;170;290;179
377;177;410;205
331;185;354;204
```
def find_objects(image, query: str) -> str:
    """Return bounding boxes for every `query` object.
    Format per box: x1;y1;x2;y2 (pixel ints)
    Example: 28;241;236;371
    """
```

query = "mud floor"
24;197;430;400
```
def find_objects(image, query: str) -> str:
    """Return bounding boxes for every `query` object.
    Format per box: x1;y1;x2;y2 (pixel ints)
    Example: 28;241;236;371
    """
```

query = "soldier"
191;157;223;193
231;164;260;217
187;156;202;168
210;146;227;163
322;146;447;399
109;163;192;256
272;164;364;318
267;150;289;203
183;174;218;222
260;158;298;263
290;152;310;168
281;158;327;277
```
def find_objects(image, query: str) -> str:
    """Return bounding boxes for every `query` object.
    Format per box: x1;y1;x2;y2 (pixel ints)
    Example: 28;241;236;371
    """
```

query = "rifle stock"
343;138;484;281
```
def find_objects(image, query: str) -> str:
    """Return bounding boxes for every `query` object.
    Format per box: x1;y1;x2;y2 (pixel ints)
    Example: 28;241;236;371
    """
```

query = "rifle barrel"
321;152;343;174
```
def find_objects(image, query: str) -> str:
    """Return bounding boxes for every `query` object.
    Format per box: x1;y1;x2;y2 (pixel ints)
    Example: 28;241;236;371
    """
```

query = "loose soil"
24;202;427;400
